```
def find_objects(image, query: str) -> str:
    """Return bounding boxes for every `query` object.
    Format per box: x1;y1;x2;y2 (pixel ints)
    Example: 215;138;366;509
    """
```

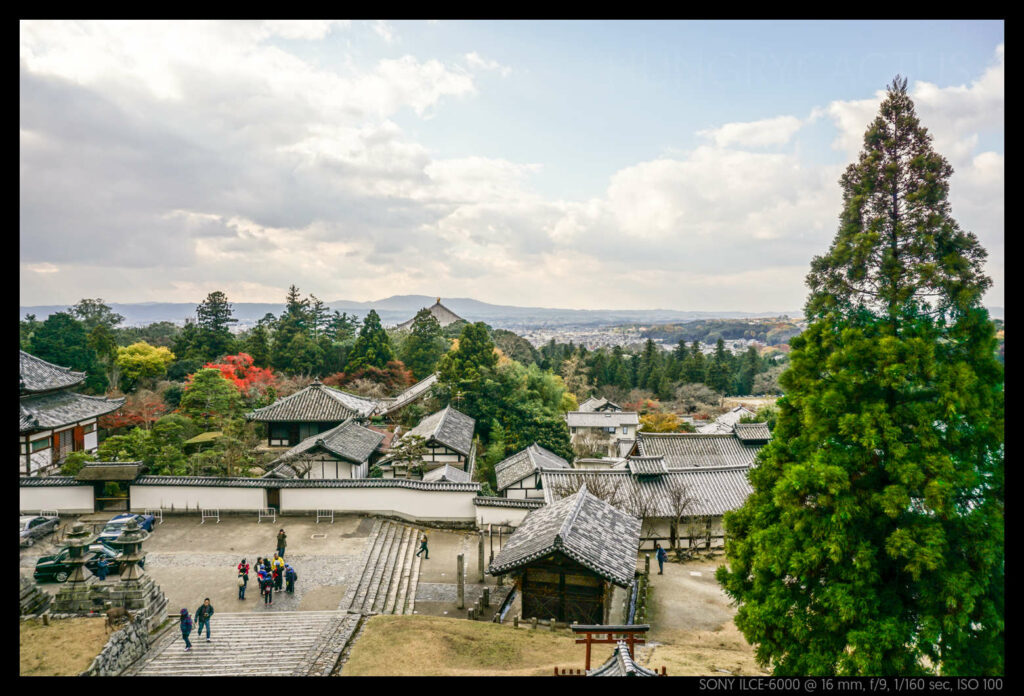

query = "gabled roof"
246;381;377;423
402;405;475;456
75;462;145;481
20;350;86;394
20;391;125;433
634;432;763;469
578;397;622;412
566;411;640;428
696;406;757;434
422;464;472;483
375;373;439;416
264;419;385;477
588;641;660;677
495;443;571;491
539;466;754;518
489;484;641;587
395;299;465;330
733;422;772;443
626;456;668;477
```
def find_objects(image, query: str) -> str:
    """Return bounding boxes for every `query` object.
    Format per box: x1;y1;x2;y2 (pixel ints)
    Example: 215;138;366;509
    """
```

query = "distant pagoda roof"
20;350;86;394
246;381;378;423
395;298;465;331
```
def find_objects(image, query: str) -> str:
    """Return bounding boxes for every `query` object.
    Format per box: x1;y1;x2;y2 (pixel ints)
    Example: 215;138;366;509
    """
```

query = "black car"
33;543;145;583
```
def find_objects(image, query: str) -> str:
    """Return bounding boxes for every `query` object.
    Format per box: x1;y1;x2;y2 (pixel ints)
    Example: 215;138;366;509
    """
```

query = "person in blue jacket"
180;608;193;651
655;543;668;575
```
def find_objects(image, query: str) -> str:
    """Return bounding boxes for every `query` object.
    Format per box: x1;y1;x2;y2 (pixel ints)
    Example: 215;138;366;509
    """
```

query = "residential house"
696;405;756;434
577;397;622;413
566;410;640;457
381;405;476;479
246;380;377;448
262;418;386;480
495;443;570;500
19;351;124;476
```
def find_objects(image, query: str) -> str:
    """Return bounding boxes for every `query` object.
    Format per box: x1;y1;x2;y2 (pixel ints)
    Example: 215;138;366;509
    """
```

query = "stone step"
348;521;395;613
360;522;401;613
374;525;412;613
385;526;414;614
393;526;420;614
339;518;383;612
405;535;423;615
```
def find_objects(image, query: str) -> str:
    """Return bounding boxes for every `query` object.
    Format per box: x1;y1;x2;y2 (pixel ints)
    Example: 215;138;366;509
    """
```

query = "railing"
258;508;276;524
40;509;59;519
144;509;163;525
200;509;220;524
316;509;334;524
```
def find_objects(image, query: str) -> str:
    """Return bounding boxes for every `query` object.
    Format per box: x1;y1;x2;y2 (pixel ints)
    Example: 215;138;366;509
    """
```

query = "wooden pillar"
456;553;465;609
478;532;485;583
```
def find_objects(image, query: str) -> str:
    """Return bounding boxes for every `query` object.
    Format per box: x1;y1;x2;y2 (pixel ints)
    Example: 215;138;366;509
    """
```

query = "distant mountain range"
19;296;1004;330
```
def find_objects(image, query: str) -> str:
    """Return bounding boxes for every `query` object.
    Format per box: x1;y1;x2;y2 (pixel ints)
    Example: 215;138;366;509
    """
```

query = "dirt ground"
20;617;109;676
638;555;767;676
722;396;779;411
344;614;582;676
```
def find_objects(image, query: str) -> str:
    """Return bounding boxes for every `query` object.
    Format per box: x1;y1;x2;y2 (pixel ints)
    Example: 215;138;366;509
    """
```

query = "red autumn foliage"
622;397;661;414
200;353;278;399
323;360;414;396
99;390;168;432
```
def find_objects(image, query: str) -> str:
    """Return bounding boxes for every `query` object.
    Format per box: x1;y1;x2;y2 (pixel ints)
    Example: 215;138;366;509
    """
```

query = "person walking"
237;558;250;600
179;608;193;651
285;564;297;594
655;543;668;575
414;534;429;560
272;553;285;591
95;557;109;581
276;529;287;558
195;598;214;642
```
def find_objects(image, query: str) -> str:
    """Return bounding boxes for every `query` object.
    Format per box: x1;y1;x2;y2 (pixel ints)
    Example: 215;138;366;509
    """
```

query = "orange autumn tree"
202;353;278;403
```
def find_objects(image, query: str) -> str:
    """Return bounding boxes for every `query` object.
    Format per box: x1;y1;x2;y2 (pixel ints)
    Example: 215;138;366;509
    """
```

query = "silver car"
20;515;59;547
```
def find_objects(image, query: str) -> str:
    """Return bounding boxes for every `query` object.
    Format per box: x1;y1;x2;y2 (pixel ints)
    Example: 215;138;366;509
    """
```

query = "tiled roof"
76;462;145;481
246;381;377;423
403;405;475;456
626;456;668;477
696;406;756;434
495;443;570;491
733;422;772;442
588;641;660;677
635;432;763;469
129;476;480;491
19;476;80;487
376;373;438;416
264;419;385;477
616;439;637;458
472;497;546;509
20;391;125;433
578;397;622;412
489;485;641;587
566;411;639;428
395;300;464;330
422;464;472;483
539;465;754;518
20;350;86;393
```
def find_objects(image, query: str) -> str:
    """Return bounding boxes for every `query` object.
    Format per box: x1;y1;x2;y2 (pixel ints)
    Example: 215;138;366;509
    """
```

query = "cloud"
372;20;396;44
697;115;804;147
464;52;512;77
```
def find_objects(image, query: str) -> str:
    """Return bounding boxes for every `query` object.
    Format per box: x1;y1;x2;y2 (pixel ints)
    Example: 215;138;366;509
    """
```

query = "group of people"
178;599;214;651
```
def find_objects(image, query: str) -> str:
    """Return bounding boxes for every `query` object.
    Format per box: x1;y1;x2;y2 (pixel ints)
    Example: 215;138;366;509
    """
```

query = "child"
179;608;193;651
261;571;273;606
285;564;297;594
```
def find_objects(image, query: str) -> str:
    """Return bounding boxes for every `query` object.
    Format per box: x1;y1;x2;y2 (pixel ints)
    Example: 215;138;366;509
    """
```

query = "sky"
19;20;1004;312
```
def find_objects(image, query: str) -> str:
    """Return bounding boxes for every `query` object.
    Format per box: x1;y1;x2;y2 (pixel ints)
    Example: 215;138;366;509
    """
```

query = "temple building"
495;443;570;500
246;380;378;449
489;484;640;625
380;405;476;478
394;298;465;331
19;351;124;477
262;418;386;479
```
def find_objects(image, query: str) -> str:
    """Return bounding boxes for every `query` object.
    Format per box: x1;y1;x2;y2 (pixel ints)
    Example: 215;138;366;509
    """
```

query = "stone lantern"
51;521;97;613
106;518;149;582
103;518;168;632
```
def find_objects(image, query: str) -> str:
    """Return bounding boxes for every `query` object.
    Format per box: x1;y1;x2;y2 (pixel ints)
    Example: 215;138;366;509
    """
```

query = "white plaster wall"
280;487;477;522
130;486;266;511
84;431;98;451
475;504;535;528
20;485;94;514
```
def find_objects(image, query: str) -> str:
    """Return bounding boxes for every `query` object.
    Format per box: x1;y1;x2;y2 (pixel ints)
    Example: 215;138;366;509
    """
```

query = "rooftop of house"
246;380;378;423
20;350;86;394
495;442;571;491
633;429;766;468
20;390;125;434
395;298;465;331
263;418;386;478
566;411;640;428
401;404;475;456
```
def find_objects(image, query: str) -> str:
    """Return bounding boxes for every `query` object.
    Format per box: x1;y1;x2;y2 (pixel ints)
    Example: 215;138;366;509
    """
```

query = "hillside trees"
400;308;448;380
195;291;237;361
115;342;176;390
345;309;395;373
29;312;108;393
716;77;1004;676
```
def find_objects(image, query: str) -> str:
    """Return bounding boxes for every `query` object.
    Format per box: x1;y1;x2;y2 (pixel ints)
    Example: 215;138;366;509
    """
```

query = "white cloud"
372;20;396;44
698;115;804;148
464;52;512;77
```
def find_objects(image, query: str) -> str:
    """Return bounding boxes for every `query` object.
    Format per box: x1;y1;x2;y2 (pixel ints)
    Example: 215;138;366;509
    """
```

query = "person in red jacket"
237;558;250;600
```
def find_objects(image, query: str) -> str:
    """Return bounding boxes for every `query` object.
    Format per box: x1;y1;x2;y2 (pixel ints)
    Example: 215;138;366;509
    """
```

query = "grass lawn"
343;615;585;676
20;617;109;676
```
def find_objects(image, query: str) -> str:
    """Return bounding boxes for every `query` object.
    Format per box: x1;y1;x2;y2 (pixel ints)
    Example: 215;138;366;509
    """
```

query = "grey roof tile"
263;419;385;477
489;485;641;587
495;443;570;491
733;422;772;442
472;497;546;509
20;391;125;432
626;456;668;476
422;464;472;483
578;397;622;412
588;641;660;676
395;299;465;330
246;381;377;423
635;432;763;468
20;351;86;393
376;373;438;416
566;411;639;427
403;405;475;456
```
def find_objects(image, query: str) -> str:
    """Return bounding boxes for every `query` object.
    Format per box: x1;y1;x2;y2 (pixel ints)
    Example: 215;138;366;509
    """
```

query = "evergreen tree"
345;309;394;372
19;314;42;351
171;320;202;362
437;321;497;401
30;312;108;393
685;341;706;383
69;298;124;333
241;324;272;367
735;345;760;395
272;286;312;371
400;308;447;380
195;291;237;361
179;368;242;428
717;77;1003;676
705;338;732;394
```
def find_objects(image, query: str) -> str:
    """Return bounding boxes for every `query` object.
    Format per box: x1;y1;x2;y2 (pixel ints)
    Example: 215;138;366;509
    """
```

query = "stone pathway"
340;519;424;615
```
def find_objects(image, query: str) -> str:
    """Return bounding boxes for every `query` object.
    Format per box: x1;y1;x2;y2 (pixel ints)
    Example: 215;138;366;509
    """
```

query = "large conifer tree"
400;308;447;380
717;77;1003;675
345;309;394;372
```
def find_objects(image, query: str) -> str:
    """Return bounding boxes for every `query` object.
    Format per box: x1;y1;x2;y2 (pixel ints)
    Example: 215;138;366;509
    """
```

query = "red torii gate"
554;623;664;674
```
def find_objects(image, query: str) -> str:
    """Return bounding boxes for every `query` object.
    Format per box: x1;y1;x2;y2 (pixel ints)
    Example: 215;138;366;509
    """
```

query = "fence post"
456;553;465;609
478;531;485;583
645;553;650;576
482;587;490;608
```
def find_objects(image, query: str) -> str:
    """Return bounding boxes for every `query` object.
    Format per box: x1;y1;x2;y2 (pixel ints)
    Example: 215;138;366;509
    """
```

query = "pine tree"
345;310;395;373
705;338;731;394
400;308;447;380
195;291;237;362
717;77;1003;676
685;341;706;383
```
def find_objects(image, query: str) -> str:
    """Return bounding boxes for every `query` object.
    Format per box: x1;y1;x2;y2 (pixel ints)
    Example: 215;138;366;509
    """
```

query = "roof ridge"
555;483;588;544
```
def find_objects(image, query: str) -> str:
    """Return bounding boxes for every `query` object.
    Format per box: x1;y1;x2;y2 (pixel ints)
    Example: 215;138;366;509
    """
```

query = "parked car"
33;543;146;583
20;515;59;547
95;513;156;543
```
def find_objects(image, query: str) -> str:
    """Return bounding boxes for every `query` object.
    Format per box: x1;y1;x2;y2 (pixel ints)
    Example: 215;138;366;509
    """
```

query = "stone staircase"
340;519;423;615
131;611;357;676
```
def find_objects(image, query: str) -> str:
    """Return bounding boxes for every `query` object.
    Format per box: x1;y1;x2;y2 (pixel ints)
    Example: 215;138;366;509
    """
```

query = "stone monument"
104;519;168;633
50;521;97;613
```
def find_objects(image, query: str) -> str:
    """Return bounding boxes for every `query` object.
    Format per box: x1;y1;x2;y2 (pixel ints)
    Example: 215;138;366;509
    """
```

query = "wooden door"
267;488;280;511
73;426;85;451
